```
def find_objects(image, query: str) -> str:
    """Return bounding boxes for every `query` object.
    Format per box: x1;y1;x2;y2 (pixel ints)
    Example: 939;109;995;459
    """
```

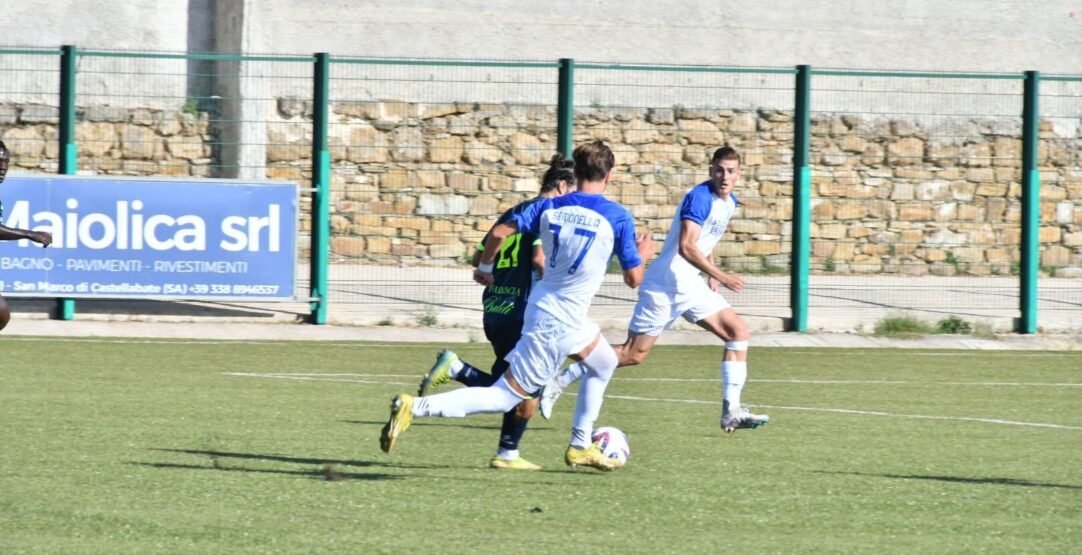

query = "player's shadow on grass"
343;419;556;432
143;448;574;480
130;461;401;481
150;448;454;470
819;470;1082;490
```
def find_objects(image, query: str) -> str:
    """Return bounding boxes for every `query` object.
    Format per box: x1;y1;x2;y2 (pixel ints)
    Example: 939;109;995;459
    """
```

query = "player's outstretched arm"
0;225;51;247
677;220;743;292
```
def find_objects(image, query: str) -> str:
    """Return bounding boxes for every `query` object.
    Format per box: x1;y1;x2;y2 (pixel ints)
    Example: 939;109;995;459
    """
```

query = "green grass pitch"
1;336;1079;553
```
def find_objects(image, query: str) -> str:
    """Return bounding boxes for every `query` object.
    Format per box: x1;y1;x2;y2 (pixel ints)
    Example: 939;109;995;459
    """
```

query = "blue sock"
456;360;497;387
498;411;530;452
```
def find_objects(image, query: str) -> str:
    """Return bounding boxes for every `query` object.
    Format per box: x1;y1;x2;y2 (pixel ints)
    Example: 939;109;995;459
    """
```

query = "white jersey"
642;181;737;294
511;192;642;325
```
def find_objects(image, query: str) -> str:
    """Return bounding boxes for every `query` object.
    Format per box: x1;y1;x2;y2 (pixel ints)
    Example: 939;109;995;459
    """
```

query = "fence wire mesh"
809;71;1024;312
1038;76;1082;313
22;50;315;301
0;48;1079;329
575;64;795;308
327;59;559;309
0;49;60;173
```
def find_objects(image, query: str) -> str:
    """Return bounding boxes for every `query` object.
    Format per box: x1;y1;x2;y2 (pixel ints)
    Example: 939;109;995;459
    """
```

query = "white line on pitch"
223;372;415;386
229;372;413;378
604;394;1082;431
778;350;1081;358
224;372;1082;431
225;372;1081;388
5;336;1082;356
2;337;426;347
634;377;1082;387
736;378;1079;387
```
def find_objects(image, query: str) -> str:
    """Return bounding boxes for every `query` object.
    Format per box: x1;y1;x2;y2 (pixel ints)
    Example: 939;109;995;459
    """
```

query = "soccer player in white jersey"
538;146;770;433
379;141;654;471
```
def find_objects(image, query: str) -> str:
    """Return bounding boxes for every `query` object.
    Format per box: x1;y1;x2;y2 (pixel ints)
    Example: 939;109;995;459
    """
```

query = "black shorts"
483;316;523;378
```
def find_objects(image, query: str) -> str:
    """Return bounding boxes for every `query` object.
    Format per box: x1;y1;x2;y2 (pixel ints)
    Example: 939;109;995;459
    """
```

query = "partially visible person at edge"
0;141;53;331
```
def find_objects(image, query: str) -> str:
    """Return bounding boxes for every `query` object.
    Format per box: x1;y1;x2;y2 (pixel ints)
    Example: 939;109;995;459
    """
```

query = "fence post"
57;45;77;321
309;53;331;324
790;65;811;332
1018;70;1040;334
557;58;575;157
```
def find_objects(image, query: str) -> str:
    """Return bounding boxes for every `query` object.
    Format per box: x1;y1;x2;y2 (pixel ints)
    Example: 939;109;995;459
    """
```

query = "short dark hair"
711;145;741;165
540;153;575;193
572;140;614;183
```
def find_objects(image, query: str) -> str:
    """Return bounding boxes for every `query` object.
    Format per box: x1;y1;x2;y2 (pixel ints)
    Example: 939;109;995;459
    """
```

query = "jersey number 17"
548;224;597;274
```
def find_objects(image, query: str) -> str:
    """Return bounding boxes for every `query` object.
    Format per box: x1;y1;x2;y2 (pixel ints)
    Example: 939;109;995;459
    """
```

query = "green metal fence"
1038;75;1082;326
324;57;560;318
0;47;1079;331
808;69;1026;328
0;48;60;172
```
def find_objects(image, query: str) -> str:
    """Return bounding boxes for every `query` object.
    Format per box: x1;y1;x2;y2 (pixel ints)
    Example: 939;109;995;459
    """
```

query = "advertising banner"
0;176;298;300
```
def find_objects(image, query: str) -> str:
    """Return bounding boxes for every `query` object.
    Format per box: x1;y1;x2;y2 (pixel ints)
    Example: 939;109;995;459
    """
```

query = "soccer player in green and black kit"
415;154;575;470
0;141;53;330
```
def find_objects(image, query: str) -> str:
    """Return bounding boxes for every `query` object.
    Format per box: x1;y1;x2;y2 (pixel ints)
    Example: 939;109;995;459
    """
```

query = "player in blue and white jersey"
413;155;576;471
538;146;770;433
380;141;654;471
0;141;53;331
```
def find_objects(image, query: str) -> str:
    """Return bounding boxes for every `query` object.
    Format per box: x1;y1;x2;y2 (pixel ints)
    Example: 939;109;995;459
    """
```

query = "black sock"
456;360;497;387
498;411;530;453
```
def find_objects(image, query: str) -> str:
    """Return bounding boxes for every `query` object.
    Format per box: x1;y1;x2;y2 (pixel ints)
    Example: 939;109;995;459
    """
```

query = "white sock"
449;358;465;378
722;360;747;414
556;362;587;391
569;340;619;448
497;448;518;460
412;377;523;417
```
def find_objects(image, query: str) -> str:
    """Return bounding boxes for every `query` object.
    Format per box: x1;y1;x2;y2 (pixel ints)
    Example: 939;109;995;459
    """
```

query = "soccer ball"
591;426;630;466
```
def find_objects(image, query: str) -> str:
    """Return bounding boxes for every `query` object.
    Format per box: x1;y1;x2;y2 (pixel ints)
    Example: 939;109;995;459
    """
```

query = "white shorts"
628;281;731;336
506;307;600;395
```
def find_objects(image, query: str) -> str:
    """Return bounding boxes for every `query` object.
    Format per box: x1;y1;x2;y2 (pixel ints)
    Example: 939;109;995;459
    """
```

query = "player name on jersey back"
512;192;641;325
549;211;602;228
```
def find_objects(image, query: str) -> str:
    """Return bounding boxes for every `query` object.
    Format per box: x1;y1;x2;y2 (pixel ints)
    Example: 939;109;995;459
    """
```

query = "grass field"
1;336;1080;554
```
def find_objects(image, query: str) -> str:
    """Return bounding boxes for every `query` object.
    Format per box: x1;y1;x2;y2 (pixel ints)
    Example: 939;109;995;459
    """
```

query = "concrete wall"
242;0;1082;74
8;1;1077;73
3;1;189;108
8;2;1078;116
4;0;1078;133
7;0;188;51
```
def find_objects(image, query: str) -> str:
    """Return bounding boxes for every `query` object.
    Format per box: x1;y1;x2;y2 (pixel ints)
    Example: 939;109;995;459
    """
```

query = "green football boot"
417;349;458;396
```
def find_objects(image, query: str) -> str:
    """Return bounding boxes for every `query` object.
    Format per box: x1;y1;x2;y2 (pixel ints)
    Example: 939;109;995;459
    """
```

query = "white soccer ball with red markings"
591;426;630;466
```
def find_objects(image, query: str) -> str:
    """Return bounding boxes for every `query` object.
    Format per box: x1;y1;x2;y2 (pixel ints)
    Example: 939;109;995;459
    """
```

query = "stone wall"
2;99;1080;278
0;104;215;176
805;117;1082;278
274;100;1077;278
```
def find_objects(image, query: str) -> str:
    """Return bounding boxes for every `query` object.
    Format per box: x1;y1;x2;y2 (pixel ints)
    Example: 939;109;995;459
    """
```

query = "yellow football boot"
564;442;621;471
379;394;414;453
489;456;542;471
